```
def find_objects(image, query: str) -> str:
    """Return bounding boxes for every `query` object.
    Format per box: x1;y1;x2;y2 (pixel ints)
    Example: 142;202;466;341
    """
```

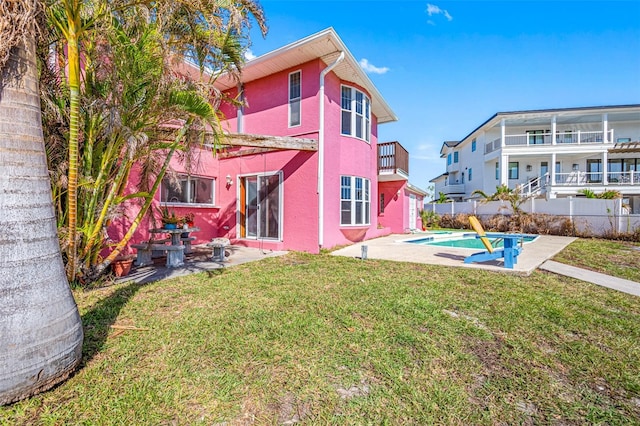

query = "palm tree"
0;3;83;404
472;184;528;215
43;0;267;282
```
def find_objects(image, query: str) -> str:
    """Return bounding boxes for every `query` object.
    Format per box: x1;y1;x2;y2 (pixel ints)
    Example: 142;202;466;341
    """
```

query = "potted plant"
183;212;195;227
179;212;195;237
112;255;135;277
160;205;180;229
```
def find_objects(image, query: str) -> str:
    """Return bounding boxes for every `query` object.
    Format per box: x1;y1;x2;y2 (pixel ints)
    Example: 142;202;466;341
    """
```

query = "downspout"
318;51;345;249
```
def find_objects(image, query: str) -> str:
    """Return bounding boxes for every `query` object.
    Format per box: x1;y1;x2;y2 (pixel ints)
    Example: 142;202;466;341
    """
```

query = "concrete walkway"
540;260;640;296
330;233;575;275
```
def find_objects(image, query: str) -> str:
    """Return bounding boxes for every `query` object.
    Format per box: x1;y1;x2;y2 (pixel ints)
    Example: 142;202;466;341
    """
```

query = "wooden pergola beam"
218;147;279;159
157;127;318;152
219;133;318;151
609;142;640;153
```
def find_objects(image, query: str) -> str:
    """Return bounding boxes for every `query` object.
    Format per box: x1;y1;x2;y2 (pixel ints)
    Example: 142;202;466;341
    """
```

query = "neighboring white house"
430;104;640;213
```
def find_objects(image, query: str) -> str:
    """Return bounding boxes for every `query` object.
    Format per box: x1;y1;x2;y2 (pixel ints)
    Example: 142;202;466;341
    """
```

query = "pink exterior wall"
377;182;425;233
320;72;387;248
222;60;323;139
112;57;401;255
378;181;407;233
220;59;390;251
217;149;319;252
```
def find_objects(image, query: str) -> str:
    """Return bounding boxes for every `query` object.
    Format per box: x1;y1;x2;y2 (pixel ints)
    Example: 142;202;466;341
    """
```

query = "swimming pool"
405;233;537;250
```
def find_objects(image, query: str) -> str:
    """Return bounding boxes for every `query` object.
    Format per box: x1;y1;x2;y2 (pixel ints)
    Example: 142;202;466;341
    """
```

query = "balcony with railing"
485;130;614;154
440;183;466;196
378;141;409;181
554;170;640;186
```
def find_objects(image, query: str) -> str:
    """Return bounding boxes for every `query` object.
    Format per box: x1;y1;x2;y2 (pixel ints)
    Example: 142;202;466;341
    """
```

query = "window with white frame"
340;176;370;225
447;153;452;165
289;71;301;127
161;175;215;205
469;168;473;181
341;86;371;142
471;139;476;152
453;151;459;163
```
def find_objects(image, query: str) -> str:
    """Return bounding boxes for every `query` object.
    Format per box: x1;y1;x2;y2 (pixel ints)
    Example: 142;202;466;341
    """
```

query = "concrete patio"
330;232;576;275
116;244;288;285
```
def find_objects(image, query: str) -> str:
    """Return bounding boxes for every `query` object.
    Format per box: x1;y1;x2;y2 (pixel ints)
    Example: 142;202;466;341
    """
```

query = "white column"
500;154;509;186
551;115;557;145
551;152;557;185
500;118;506;147
602;113;609;143
237;84;244;133
602;150;608;185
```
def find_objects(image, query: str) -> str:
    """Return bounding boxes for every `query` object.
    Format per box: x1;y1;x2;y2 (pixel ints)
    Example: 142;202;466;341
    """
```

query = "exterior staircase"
518;174;549;198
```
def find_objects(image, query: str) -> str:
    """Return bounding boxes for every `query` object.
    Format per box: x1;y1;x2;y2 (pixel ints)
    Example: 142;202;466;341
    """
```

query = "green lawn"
552;238;640;283
2;241;640;425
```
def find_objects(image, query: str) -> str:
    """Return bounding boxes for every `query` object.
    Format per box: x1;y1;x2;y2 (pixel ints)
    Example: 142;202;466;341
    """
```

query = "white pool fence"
426;198;640;236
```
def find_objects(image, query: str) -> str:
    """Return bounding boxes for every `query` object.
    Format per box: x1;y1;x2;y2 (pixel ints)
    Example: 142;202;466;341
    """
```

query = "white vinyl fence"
427;198;640;236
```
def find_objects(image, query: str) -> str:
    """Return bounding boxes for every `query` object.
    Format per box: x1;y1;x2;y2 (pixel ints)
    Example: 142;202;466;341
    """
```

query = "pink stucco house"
117;28;426;254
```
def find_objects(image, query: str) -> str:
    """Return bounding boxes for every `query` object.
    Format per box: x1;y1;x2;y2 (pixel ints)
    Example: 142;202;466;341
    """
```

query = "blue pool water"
406;234;537;249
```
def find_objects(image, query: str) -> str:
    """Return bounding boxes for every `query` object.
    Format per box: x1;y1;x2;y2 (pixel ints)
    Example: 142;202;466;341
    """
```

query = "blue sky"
245;0;640;196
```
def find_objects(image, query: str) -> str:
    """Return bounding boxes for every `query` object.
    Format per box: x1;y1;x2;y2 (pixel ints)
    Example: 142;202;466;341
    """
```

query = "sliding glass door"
241;174;281;240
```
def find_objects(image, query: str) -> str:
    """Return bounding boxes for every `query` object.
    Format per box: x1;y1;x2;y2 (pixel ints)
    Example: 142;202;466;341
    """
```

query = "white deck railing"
554;171;640;185
518;174;548;197
441;184;465;195
485;130;614;154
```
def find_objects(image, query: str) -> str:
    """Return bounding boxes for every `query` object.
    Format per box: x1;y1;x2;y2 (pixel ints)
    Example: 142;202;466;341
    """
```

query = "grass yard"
1;241;640;425
552;238;640;283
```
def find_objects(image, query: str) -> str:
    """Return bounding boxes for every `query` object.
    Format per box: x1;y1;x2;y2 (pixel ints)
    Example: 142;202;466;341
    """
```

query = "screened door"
240;174;281;240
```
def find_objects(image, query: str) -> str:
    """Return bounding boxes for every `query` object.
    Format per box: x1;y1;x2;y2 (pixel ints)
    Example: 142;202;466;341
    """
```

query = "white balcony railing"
441;184;465;195
485;130;614;154
554;171;640;185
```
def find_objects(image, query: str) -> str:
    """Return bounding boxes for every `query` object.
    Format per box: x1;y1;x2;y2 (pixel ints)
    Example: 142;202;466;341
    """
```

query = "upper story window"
340;175;370;226
289;71;301;127
453;152;459;163
161;175;215;205
528;130;546;145
447;153;452;165
341;85;371;142
471;139;476;152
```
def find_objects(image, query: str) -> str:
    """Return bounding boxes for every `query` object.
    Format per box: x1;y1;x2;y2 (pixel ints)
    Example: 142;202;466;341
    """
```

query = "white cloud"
426;3;453;22
244;49;257;61
411;142;443;161
359;58;389;75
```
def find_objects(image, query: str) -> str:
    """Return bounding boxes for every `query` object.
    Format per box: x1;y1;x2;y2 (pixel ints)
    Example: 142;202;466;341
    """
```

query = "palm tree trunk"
0;38;83;405
65;18;81;282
